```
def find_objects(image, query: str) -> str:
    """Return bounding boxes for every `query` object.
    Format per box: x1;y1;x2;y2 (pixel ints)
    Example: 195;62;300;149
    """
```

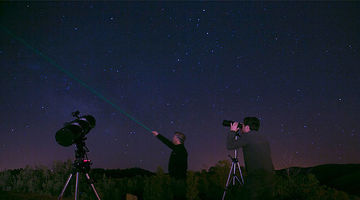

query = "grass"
0;190;73;200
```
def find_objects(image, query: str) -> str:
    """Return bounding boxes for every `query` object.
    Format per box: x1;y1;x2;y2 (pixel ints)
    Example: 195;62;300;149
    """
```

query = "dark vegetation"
0;160;359;200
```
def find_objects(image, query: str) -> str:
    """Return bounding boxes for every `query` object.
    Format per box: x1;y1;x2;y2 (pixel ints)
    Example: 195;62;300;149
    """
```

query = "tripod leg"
58;174;73;200
85;173;101;200
232;162;237;185
232;164;242;185
222;163;235;200
233;176;241;184
236;162;244;184
75;172;79;200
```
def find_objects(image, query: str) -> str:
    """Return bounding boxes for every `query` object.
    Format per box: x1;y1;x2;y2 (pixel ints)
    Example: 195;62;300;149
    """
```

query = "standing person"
226;117;274;199
152;130;188;199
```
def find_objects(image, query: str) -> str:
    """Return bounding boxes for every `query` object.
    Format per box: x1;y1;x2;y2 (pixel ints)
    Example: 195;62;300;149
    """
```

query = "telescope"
55;111;102;200
55;111;96;147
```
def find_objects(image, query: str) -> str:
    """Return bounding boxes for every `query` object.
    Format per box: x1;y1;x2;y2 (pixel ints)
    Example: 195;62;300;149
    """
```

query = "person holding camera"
226;117;274;199
151;130;188;199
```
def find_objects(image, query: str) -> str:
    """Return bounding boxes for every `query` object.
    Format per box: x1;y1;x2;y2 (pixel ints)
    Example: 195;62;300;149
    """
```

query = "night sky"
0;2;359;172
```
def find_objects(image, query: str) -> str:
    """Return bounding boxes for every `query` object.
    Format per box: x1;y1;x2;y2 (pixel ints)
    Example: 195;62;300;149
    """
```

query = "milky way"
0;2;359;172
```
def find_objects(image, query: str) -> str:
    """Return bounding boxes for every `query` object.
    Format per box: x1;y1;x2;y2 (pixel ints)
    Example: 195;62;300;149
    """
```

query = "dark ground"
0;190;73;200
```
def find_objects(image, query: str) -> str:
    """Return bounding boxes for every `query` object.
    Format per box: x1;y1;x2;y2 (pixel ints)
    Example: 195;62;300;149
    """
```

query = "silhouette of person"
226;117;274;199
152;131;188;199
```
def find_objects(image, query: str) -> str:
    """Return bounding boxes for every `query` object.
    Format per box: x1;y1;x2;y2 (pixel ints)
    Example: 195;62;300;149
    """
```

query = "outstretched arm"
152;131;175;149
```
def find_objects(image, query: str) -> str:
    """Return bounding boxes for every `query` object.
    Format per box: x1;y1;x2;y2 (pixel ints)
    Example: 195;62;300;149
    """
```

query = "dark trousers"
170;178;187;200
242;170;275;200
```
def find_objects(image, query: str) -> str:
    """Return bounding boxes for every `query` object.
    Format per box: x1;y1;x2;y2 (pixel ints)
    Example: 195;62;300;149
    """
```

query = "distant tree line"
0;160;359;200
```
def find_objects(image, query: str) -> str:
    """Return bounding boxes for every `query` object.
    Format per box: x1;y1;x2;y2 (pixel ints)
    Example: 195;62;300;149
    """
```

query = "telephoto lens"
222;120;242;128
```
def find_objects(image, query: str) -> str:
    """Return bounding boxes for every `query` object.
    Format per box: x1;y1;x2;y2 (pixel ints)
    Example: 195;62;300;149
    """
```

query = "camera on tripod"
221;120;245;200
55;110;96;147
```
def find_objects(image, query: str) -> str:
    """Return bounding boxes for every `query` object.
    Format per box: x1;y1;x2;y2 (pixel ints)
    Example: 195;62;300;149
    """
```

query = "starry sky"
0;1;359;172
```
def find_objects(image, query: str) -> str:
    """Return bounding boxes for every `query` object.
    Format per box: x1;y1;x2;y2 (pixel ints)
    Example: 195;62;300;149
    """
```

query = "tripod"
58;139;101;200
222;149;244;200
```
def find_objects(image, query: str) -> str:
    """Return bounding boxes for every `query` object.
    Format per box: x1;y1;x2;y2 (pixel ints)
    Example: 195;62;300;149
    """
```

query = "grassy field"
0;191;73;200
1;162;360;200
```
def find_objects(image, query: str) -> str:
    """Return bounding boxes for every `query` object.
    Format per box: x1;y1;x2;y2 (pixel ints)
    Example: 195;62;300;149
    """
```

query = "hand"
152;131;159;136
230;122;240;132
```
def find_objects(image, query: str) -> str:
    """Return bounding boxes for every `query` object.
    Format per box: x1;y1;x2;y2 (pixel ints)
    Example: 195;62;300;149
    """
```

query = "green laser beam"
0;24;152;133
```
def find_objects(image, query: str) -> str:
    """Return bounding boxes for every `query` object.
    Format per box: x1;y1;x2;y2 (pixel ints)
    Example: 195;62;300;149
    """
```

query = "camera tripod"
222;148;244;200
58;139;101;200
